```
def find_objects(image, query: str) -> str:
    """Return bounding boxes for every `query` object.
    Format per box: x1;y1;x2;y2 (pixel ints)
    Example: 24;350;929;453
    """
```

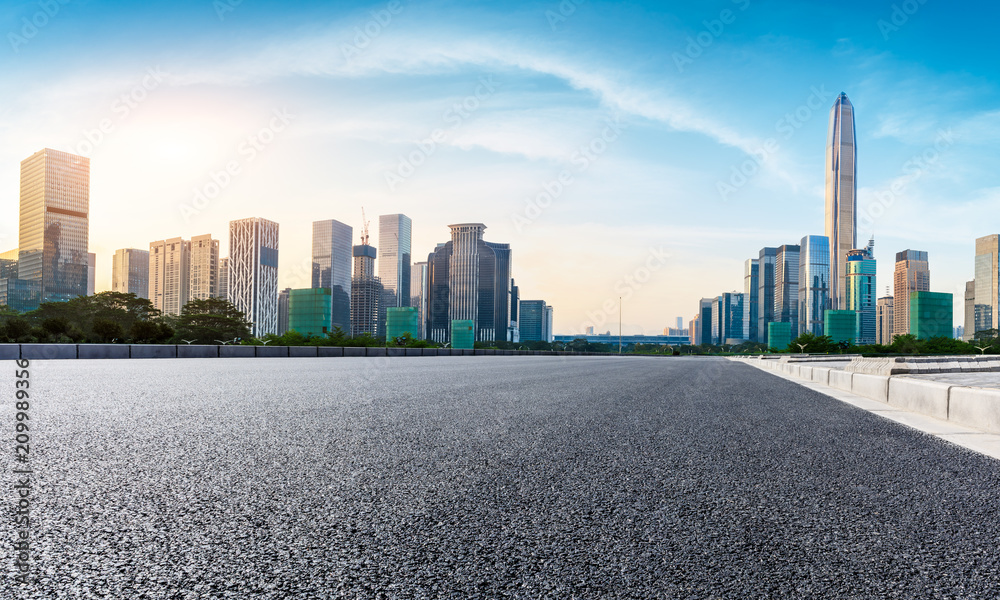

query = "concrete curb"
888;378;951;420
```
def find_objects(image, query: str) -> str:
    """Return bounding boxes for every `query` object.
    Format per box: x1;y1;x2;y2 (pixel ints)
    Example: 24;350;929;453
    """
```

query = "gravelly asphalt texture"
4;356;1000;599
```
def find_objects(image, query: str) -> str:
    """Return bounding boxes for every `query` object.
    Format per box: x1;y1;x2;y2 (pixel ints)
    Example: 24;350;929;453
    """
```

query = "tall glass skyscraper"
312;219;353;332
757;247;778;341
973;234;999;336
893;249;929;337
410;261;428;339
825;93;857;311
846;239;876;345
229;217;279;337
744;258;759;342
775;244;801;338
798;235;830;336
112;248;149;299
378;214;412;313
18;148;90;303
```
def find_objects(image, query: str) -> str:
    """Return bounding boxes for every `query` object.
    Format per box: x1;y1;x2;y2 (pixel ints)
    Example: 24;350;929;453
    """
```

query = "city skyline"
1;2;998;332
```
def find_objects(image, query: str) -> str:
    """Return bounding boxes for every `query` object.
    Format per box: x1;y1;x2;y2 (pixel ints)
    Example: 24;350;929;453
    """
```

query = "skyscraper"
219;257;229;301
410;261;428;339
876;296;894;345
757;247;777;341
825;93;857;311
312;220;353;332
775;244;800;338
112;248;149;298
229;217;279;337
149;237;190;316
87;252;96;296
189;234;220;301
798;235;830;336
964;280;976;341
277;287;291;336
712;292;745;344
519;300;548;342
378;213;412;314
698;297;714;346
973;234;999;336
893;249;930;337
744;258;759;342
351;234;381;337
18;148;90;303
846;239;877;345
545;305;554;342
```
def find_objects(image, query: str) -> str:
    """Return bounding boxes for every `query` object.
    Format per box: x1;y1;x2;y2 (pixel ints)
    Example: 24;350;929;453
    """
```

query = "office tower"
775;244;800;338
713;292;745;345
288;288;331;337
218;258;229;301
846;239;876;344
149;237;190;316
509;279;520;342
424;224;512;343
87;253;96;296
229;217;279;337
767;322;792;351
797;236;829;337
0;279;41;313
911;292;953;340
189;234;220;301
351;233;381;337
689;315;700;345
0;249;18;280
876;296;894;345
676;317;683;330
825;93;857;311
893;249;930;337
955;326;965;340
519;300;548;342
111;248;150;298
18;148;90;302
545;305;554;342
386;307;419;340
973;234;1000;336
410;261;428;339
699;298;714;345
378;213;412;313
964;280;976;341
312;219;353;332
757;247;778;341
744;258;759;341
277;287;291;336
824;310;858;345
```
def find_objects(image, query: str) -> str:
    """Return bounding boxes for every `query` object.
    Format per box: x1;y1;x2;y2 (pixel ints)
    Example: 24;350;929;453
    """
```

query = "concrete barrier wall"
220;346;255;358
888;378;951;420
343;347;365;357
949;387;1000;433
255;346;289;358
0;344;21;360
829;370;854;391
851;374;890;403
131;345;177;359
178;345;218;359
811;367;830;385
318;347;344;358
289;347;318;358
22;344;78;360
78;344;131;359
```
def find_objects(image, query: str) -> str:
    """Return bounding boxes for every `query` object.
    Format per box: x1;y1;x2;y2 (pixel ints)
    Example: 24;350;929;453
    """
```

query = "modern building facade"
964;280;976;341
825;93;857;311
149;237;190;316
111;248;149;298
351;241;381;337
767;322;792;351
876;296;894;345
519;300;548;342
410;261;429;340
378;214;412;318
0;278;41;313
229;217;279;337
219;258;229;301
798;235;830;337
288;288;330;337
757;247;778;341
846;240;876;345
386;307;419;340
744;258;759;341
544;305;554;343
825;310;858;345
189;234;220;301
277;287;291;336
87;253;96;296
973;234;999;337
775;244;800;338
698;297;714;346
712;292;745;345
911;291;953;340
312;219;353;332
18;148;90;303
893;249;930;337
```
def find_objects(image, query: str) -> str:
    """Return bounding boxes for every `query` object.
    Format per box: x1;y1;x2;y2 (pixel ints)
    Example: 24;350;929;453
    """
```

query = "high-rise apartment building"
846;240;876;345
410;261;428;339
545;305;554;342
973;234;999;336
229;217;279;337
112;248;149;298
825;93;857;311
312;219;353;332
775;244;800;338
219;258;229;301
18;148;90;303
876;296;894;345
351;238;381;337
378;214;412;319
189;234;220;301
893;249;930;337
149;238;190;316
744;258;759;342
798;235;830;337
757;247;778;341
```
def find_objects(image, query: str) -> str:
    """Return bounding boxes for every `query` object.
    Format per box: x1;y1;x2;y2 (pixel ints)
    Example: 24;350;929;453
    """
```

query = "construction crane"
361;207;370;245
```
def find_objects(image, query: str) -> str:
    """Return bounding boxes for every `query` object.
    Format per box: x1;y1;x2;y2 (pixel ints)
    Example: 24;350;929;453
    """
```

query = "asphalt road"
4;356;1000;599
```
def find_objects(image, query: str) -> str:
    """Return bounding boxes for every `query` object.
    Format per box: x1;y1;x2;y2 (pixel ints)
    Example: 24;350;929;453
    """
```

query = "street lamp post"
619;296;622;354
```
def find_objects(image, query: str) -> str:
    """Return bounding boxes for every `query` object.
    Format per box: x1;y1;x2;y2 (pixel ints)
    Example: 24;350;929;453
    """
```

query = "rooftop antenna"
361;207;370;245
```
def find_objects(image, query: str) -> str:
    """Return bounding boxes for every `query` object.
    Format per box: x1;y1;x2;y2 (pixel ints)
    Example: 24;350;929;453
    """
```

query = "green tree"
889;334;921;354
787;333;838;354
173;298;252;344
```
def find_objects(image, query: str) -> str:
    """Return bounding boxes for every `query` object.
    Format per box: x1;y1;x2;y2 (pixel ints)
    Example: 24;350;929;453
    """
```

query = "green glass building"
288;288;332;337
767;322;792;351
451;320;475;349
386;307;419;341
824;310;858;345
911;291;953;340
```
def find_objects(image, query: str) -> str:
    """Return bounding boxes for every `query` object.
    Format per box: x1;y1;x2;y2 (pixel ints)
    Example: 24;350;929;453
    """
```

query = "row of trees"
779;332;1000;356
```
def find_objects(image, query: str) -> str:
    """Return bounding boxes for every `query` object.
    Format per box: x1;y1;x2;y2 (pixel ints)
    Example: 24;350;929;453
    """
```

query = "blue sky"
1;0;997;333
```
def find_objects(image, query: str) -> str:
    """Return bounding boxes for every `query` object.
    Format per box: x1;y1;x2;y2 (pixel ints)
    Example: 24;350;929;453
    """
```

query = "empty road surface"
4;356;1000;599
